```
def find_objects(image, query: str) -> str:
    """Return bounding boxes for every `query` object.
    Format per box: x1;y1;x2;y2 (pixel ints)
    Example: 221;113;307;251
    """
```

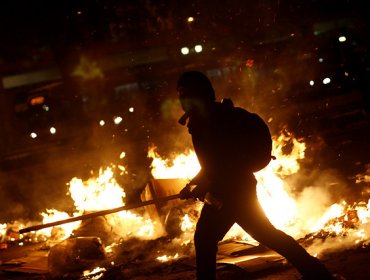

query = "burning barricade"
1;129;370;279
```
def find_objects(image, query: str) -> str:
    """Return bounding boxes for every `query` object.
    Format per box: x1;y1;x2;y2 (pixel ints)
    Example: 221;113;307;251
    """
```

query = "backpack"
221;99;273;172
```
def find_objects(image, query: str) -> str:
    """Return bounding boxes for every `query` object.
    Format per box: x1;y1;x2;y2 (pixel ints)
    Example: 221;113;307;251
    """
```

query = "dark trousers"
194;196;331;280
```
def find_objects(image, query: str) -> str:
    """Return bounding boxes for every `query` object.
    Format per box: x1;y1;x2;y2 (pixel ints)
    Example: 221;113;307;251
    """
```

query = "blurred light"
99;120;105;126
181;47;190;55
50;127;56;134
29;96;45;106
245;59;254;68
323;77;331;84
30;132;37;139
129;107;134;112
194;44;203;53
344;71;349;76
309;80;315;86
187;17;194;23
120;152;126;159
338;36;346;42
42;104;50;111
319;58;324;63
113;116;123;125
118;165;126;172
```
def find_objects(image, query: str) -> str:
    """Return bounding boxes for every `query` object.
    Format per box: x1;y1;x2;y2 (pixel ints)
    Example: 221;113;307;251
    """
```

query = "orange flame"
2;129;370;262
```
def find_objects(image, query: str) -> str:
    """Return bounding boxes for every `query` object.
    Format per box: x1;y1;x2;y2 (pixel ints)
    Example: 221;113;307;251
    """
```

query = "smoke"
285;167;370;256
356;164;370;184
283;167;351;236
0;158;77;222
294;186;334;233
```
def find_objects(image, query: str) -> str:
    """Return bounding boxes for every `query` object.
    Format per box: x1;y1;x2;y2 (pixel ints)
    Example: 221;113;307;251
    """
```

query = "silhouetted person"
177;71;335;280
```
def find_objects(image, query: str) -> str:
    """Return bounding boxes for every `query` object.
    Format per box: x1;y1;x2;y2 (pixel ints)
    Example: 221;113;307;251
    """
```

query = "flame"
83;266;106;279
40;209;80;239
148;129;370;251
2;129;370;264
68;167;126;212
148;146;200;179
255;130;306;231
0;223;6;238
148;129;305;238
181;214;194;232
156;253;179;262
36;166;162;242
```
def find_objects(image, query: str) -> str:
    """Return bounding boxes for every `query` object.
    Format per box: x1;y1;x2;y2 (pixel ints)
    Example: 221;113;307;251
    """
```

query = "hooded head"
177;71;215;113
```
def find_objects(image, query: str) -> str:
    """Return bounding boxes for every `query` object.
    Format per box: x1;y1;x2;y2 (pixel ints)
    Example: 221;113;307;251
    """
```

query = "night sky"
0;1;367;49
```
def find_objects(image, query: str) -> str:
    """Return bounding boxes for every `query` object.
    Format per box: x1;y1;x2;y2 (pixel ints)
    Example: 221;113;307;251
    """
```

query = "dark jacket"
184;101;264;198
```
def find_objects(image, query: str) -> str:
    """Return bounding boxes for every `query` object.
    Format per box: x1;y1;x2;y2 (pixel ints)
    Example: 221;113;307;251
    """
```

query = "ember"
156;253;179;262
83;267;107;279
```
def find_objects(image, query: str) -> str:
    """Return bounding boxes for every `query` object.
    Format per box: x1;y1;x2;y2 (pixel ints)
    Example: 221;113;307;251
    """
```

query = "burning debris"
1;129;370;279
48;236;106;278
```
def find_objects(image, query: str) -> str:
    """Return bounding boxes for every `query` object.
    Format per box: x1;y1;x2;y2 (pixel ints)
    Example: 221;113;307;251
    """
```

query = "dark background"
0;0;369;221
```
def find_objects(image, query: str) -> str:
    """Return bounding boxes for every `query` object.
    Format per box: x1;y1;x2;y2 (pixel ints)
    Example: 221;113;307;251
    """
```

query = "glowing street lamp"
323;77;331;85
338;36;346;43
194;44;203;53
181;47;190;55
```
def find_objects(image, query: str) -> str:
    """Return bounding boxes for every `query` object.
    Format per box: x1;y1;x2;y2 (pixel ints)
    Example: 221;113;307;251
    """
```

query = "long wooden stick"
19;194;182;234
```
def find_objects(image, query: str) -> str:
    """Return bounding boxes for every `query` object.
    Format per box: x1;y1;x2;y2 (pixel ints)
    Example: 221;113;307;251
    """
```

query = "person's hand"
180;183;208;201
190;185;207;201
179;184;193;199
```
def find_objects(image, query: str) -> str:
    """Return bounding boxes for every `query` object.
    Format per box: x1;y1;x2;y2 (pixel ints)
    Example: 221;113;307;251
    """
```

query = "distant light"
309;80;315;86
30;132;37;139
50;127;56;134
181;47;190;55
129;107;134;112
113;116;123;125
245;59;254;68
318;58;324;63
194;44;203;53
323;77;331;84
29;96;45;106
120;152;126;159
99;120;105;126
338;36;346;42
42;104;50;111
187;17;194;23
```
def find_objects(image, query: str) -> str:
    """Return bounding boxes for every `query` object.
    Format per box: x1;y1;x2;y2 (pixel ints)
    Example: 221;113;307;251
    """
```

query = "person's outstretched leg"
235;199;334;279
194;203;235;280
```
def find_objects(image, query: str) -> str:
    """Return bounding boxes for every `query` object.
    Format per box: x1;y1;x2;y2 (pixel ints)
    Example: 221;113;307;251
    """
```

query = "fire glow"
1;129;370;269
35;166;163;243
148;147;200;179
146;129;370;253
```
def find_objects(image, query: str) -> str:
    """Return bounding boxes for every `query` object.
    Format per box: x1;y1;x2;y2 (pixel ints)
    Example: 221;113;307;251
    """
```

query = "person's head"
177;71;215;113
